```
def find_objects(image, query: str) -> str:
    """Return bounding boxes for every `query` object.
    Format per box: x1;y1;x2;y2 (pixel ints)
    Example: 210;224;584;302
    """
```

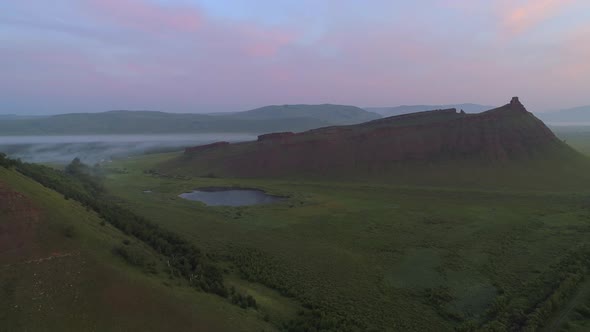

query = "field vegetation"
94;151;590;331
3;135;590;331
554;126;590;156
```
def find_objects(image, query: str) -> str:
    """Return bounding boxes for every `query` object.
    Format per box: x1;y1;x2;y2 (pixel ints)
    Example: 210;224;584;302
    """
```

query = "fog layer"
0;134;256;164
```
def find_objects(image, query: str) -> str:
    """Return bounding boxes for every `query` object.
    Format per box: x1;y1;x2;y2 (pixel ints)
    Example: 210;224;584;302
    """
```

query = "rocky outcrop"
177;98;569;177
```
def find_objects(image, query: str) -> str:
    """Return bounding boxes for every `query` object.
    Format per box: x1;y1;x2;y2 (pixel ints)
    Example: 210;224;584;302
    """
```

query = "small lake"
178;188;285;207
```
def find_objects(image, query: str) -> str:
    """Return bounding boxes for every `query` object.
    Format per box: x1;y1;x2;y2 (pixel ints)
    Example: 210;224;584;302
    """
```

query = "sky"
1;0;590;114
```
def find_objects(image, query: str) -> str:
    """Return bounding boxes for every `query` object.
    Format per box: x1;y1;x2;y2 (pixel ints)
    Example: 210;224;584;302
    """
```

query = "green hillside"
0;164;276;331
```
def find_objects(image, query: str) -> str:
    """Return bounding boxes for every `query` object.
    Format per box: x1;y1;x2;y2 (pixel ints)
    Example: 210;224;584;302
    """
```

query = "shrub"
113;245;147;267
63;225;76;238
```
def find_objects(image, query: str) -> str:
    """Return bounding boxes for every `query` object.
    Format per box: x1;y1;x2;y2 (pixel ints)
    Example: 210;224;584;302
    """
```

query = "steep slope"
0;167;274;331
0;105;380;135
164;98;588;188
365;103;493;117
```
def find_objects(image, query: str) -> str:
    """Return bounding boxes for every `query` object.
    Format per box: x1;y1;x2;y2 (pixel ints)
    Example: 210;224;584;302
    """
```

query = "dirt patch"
2;252;80;269
0;182;41;264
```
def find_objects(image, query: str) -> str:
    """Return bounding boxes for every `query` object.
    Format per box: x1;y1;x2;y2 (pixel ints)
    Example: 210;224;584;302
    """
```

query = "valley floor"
100;153;590;331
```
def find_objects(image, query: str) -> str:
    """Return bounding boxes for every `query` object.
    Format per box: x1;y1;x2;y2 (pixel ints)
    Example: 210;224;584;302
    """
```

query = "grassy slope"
0;167;275;332
103;152;590;331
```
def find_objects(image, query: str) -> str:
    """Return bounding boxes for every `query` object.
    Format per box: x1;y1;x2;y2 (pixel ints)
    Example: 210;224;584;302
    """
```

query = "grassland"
0;166;275;332
101;152;590;331
554;126;590;156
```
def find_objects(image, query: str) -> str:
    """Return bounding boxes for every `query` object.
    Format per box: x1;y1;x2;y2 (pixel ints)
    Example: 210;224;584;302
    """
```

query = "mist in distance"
0;134;256;164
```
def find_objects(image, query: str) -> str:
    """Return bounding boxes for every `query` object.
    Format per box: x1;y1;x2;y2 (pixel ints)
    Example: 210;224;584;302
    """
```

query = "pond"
178;187;285;207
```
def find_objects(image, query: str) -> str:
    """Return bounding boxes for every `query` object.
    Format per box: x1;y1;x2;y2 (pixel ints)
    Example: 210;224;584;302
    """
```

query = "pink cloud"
86;0;202;34
81;0;298;59
438;0;484;12
238;26;297;57
6;0;590;113
554;25;590;80
501;0;574;35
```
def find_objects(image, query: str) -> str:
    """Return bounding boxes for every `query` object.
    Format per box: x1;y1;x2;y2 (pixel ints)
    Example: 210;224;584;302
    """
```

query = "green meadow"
554;126;590;156
99;152;590;331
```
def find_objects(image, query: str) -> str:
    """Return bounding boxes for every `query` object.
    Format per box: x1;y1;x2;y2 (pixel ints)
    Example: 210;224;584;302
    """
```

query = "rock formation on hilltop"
176;98;570;177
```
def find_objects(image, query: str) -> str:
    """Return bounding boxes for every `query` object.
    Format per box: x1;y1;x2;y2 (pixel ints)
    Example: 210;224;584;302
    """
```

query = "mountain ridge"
161;97;586;187
365;103;494;117
0;104;379;135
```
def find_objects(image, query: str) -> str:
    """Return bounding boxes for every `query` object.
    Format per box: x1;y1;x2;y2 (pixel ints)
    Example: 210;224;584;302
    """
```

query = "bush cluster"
481;246;590;331
10;157;226;296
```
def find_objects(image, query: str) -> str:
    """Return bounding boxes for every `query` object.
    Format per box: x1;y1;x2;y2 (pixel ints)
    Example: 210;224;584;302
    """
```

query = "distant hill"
0;105;380;135
234;104;380;124
365;103;493;117
536;106;590;124
161;98;589;189
0;114;45;120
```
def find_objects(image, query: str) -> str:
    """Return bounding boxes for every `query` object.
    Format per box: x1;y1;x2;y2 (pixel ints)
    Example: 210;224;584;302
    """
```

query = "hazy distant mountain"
536;106;590;124
233;104;380;124
365;103;494;117
0;114;45;120
0;114;21;120
0;104;380;135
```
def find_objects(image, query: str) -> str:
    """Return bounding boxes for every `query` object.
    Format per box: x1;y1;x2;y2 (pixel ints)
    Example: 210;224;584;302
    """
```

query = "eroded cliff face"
181;98;565;177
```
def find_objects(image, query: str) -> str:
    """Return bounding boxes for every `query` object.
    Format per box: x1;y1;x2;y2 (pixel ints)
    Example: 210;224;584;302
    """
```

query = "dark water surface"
178;188;285;206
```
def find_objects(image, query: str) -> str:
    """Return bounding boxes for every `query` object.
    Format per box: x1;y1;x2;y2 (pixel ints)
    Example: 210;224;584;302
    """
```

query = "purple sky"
1;0;589;114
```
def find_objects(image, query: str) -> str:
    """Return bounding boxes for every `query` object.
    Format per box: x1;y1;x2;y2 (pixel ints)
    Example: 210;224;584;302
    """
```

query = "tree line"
479;245;590;331
0;155;245;301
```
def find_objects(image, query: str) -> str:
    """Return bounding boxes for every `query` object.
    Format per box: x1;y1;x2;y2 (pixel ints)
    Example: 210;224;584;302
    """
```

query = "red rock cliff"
178;98;566;177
